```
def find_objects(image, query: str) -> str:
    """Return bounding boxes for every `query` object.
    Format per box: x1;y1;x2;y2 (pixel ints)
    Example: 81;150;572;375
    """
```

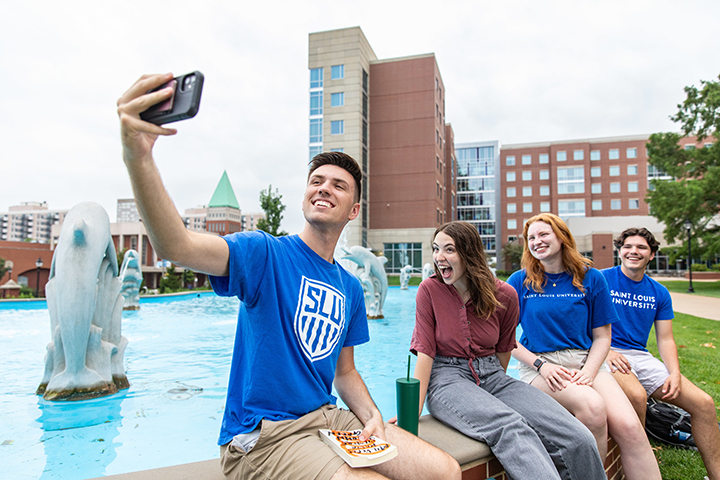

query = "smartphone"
140;71;204;125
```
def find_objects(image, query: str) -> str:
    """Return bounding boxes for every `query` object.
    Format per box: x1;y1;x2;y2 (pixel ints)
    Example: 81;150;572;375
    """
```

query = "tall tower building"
308;27;455;272
206;171;242;236
309;27;376;249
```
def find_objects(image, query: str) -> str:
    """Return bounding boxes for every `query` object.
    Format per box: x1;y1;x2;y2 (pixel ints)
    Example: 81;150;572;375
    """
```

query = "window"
610;182;621;193
383;242;423;273
539;153;549;164
609;166;620;176
330;148;344;153
574;150;584;160
611;200;621;210
506;172;516;182
590;150;600;161
591;167;601;177
627;147;637;158
627;181;638;192
507;203;517;213
557;151;567;161
522;154;531;165
609;149;619;160
331;120;344;135
629;199;639;209
627;165;638;175
310;68;323;88
557;166;585;194
331;65;344;80
591;183;601;194
522;171;532;181
507;219;517;230
507;187;516;197
523;203;533;213
331;92;344;107
506;156;516;166
523;186;532;197
540;186;550;196
539;170;549;180
558;200;585;217
540;202;550;212
309;145;322;161
309;118;322;143
310;91;322;116
592;200;602;211
684;144;695;150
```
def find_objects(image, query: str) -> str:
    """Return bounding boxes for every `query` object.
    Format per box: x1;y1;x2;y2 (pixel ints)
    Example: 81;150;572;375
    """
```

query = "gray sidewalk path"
652;277;720;321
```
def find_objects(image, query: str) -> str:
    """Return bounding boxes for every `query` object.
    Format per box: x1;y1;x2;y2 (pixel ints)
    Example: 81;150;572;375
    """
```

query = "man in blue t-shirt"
117;74;460;480
602;227;719;478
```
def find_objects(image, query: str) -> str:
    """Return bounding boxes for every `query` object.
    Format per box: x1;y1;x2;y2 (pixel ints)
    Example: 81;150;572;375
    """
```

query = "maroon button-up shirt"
411;275;519;363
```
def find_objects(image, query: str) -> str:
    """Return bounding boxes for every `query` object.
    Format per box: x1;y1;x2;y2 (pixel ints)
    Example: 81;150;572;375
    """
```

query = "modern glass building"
454;141;500;258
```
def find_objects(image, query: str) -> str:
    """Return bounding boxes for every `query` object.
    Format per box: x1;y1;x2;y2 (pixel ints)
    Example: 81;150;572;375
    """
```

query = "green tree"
159;264;182;293
256;184;288;236
116;248;128;270
182;268;195;288
501;241;524;271
646;75;720;261
0;257;9;281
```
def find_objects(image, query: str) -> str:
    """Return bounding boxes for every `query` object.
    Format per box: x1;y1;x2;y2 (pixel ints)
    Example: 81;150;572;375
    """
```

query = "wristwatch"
533;358;546;371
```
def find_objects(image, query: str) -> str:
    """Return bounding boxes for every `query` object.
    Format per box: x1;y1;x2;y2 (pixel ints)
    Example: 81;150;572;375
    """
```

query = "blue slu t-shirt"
210;232;369;446
601;265;674;351
507;268;618;353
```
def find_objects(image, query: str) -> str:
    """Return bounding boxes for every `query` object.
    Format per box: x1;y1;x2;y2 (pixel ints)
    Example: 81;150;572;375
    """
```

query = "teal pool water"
0;288;519;479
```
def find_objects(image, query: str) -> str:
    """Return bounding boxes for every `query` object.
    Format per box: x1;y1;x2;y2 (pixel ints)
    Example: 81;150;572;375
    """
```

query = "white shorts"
610;348;670;396
518;348;611;384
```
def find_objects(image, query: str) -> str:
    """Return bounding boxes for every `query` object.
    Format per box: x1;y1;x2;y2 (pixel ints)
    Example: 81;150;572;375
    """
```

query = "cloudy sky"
2;0;719;234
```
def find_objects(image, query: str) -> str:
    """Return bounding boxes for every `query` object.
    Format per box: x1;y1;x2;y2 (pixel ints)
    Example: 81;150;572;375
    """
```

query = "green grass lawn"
645;312;720;479
658;280;720;299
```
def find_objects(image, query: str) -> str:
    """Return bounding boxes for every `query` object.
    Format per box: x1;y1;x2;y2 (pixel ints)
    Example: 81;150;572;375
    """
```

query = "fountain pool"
1;287;519;479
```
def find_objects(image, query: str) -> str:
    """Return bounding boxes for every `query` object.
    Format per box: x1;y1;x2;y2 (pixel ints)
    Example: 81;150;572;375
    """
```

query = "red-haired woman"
407;221;605;480
508;214;660;480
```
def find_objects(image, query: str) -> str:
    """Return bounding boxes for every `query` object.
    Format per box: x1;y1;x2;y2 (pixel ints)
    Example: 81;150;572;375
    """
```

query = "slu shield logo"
294;276;346;362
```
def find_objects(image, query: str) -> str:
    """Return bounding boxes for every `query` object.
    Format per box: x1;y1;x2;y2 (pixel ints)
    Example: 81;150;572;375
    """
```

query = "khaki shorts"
518;348;611;384
220;405;364;480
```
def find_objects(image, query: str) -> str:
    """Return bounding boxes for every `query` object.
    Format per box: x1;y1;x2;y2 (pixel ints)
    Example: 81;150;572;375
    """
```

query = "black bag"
644;398;697;450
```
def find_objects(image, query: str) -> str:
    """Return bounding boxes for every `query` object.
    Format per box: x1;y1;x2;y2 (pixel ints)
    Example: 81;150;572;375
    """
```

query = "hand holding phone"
140;71;204;125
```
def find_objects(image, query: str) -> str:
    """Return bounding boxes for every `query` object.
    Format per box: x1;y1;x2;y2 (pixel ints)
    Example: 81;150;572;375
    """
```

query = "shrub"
691;264;708;272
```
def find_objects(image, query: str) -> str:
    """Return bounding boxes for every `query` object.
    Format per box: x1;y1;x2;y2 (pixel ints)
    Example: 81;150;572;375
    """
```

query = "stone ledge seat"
95;415;494;480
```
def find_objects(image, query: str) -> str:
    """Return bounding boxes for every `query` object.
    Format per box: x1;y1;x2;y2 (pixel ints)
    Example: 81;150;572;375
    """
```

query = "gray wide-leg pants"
426;355;605;480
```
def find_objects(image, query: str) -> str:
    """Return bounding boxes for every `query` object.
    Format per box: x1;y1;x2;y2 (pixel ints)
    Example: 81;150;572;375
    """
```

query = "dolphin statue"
340;245;388;319
37;202;129;401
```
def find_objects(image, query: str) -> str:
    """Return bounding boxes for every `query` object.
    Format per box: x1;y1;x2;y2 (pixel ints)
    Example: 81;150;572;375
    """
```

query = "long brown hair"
520;213;593;293
433;221;502;318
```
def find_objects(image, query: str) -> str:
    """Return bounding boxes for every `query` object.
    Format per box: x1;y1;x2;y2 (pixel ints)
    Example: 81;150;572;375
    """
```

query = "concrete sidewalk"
652;277;720;321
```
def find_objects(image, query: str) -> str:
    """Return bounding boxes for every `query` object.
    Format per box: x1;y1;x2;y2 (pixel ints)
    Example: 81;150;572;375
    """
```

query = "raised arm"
117;73;229;276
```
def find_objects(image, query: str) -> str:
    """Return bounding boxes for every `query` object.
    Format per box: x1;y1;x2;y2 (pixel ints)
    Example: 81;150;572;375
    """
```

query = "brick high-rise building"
308;27;455;272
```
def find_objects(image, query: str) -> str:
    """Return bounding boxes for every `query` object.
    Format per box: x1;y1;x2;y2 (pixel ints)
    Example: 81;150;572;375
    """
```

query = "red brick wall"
0;241;53;296
369;55;446;229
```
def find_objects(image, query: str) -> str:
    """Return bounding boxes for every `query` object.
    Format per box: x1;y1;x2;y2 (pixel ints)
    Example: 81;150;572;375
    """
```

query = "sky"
2;0;719;235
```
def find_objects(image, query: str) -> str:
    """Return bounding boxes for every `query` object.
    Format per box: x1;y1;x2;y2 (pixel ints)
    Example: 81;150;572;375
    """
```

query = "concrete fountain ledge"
95;415;624;480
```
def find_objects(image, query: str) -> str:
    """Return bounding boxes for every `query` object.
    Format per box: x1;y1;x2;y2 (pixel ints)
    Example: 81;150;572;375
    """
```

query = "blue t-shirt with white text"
210;232;369;445
507;268;618;353
601;265;674;351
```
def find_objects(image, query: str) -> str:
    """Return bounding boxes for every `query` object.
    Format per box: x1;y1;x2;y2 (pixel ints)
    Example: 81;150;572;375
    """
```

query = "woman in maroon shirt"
408;221;605;480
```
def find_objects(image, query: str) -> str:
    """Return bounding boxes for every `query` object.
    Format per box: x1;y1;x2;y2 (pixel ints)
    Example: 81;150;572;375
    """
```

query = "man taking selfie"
116;72;460;480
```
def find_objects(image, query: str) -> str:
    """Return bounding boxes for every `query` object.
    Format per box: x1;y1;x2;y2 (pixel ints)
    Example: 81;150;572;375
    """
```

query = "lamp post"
35;257;44;298
683;219;694;293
